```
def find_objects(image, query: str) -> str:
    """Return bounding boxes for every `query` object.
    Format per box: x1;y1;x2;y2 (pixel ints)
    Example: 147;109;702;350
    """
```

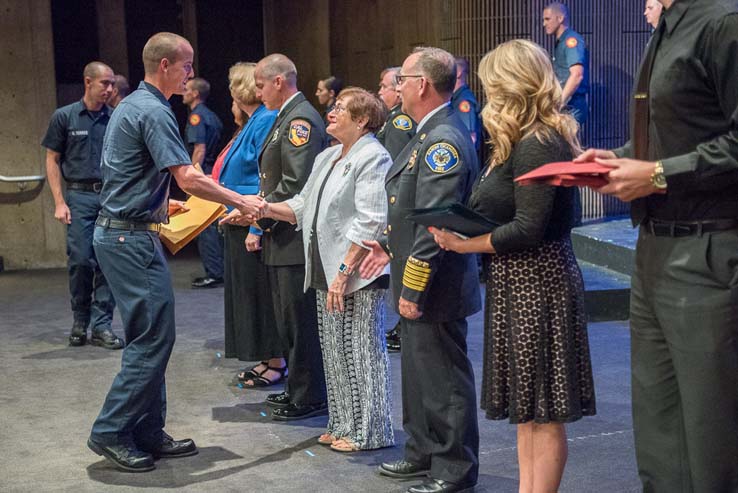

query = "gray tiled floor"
0;255;640;492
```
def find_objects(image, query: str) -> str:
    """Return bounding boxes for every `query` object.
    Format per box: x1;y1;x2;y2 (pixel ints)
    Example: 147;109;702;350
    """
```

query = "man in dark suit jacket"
364;47;481;493
253;54;328;420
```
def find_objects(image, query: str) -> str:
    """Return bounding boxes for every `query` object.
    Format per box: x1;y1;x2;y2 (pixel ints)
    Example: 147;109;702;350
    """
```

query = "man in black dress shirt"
365;46;481;493
578;1;738;490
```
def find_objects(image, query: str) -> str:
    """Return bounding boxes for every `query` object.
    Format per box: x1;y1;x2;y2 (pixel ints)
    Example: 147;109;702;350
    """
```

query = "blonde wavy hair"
478;39;581;166
228;62;258;107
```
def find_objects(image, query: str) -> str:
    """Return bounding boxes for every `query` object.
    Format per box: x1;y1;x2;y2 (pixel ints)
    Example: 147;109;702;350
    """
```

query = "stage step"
572;218;636;322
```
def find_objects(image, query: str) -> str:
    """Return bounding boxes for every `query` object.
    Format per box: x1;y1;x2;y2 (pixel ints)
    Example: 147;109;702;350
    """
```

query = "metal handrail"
0;174;46;204
0;174;46;184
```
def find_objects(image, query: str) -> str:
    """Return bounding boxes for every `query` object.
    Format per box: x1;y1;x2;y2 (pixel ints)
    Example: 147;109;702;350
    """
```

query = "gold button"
383;228;388;235
389;196;396;204
388;225;392;232
389;252;394;259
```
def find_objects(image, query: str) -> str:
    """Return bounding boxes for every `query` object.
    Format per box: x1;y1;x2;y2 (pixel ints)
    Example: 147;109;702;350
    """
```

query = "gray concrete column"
0;0;65;270
96;0;129;77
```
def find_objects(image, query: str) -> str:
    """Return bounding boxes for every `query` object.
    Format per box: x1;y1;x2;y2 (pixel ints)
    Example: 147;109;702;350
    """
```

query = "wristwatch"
338;263;353;277
650;161;667;190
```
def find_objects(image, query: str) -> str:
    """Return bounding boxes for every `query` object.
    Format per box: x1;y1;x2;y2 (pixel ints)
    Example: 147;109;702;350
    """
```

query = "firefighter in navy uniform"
451;58;482;154
365;47;481;493
375;66;416;352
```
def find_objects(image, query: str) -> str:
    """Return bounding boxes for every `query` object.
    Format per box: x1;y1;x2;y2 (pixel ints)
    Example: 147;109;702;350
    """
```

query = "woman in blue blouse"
218;62;285;387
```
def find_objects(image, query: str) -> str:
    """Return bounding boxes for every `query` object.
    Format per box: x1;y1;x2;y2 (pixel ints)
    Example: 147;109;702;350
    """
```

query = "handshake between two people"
219;195;271;227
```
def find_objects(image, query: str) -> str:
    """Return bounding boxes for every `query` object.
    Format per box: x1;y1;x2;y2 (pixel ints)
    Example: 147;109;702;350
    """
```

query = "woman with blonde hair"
429;39;596;492
218;62;286;388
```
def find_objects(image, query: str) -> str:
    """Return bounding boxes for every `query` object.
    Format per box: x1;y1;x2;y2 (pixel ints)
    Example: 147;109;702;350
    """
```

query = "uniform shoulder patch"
424;142;460;174
288;119;311;147
458;100;471;113
392;114;413;131
566;37;578;48
189;114;201;126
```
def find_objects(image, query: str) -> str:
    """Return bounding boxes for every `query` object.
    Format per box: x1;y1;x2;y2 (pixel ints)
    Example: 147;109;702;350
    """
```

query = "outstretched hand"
358;240;390;279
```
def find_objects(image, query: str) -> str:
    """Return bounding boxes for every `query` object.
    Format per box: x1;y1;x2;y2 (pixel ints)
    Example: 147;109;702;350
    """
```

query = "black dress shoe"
191;276;224;288
407;479;474;493
87;438;155;472
69;320;88;347
265;391;291;408
386;324;401;352
378;459;430;479
140;432;198;459
271;402;328;421
90;329;125;350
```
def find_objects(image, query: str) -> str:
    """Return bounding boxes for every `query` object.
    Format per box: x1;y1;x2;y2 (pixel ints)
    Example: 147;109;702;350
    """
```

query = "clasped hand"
219;196;269;226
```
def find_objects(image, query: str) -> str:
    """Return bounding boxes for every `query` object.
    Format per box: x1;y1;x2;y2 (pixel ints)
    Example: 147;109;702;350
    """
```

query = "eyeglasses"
395;74;424;84
330;103;348;115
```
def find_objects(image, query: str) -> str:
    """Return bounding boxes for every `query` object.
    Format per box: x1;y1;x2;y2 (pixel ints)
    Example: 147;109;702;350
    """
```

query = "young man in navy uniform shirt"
87;32;263;472
42;61;124;350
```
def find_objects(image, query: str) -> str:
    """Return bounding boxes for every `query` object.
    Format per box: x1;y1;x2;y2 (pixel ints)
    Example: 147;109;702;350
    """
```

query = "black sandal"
238;361;268;382
243;366;288;388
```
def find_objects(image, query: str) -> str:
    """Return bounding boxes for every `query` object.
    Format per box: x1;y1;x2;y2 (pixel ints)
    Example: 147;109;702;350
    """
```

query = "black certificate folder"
405;204;499;238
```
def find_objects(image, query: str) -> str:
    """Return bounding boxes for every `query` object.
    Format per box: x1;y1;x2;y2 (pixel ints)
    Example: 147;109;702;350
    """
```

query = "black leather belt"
67;181;102;193
643;218;738;237
96;216;161;232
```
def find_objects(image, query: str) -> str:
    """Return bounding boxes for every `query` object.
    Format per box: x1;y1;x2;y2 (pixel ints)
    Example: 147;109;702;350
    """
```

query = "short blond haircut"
142;32;190;75
228;62;258;106
337;87;387;133
478;39;581;166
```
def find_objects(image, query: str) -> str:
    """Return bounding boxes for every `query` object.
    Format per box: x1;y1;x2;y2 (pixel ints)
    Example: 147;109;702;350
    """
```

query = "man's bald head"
83;61;113;80
255;53;297;86
545;2;569;24
142;32;191;75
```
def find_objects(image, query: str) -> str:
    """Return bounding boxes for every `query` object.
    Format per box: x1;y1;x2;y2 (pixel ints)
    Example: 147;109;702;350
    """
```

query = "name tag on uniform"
69;130;89;137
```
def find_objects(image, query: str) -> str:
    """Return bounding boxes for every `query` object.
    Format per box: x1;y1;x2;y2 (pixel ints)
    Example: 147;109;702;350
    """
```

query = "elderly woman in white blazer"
260;87;394;453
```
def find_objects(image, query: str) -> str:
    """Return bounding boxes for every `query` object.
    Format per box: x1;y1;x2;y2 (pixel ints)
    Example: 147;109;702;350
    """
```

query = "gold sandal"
318;433;337;445
330;437;360;453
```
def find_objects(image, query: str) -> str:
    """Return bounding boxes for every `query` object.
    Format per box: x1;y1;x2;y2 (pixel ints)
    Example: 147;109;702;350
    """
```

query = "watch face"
653;173;667;189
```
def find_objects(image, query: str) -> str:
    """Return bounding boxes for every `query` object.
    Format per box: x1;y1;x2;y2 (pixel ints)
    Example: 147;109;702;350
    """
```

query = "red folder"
514;161;612;187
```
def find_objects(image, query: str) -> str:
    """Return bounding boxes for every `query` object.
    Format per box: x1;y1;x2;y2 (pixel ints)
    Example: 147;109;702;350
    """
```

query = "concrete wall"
0;0;65;270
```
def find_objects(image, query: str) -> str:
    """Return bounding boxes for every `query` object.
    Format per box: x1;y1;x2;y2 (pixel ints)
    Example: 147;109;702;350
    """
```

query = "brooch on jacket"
342;162;352;176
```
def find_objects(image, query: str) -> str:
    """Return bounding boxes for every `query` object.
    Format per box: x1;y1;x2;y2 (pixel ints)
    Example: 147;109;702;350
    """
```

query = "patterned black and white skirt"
480;237;597;424
316;288;395;450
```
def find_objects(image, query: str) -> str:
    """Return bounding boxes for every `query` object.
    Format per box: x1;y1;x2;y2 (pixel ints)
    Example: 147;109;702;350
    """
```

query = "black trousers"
267;264;326;406
631;227;738;492
401;317;479;485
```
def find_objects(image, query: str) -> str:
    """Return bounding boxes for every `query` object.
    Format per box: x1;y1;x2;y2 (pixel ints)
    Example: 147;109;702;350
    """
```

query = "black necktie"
631;20;665;224
633;20;665;161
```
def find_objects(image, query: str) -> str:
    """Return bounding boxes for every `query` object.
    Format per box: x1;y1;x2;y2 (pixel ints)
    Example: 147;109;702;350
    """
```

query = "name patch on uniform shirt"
458;100;471;113
69;130;89;136
189;114;201;126
288;119;311;147
425;143;459;174
566;37;578;48
393;115;413;131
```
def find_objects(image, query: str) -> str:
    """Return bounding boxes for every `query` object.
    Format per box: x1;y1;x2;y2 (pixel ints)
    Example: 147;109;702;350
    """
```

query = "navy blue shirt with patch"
41;100;111;182
99;82;192;224
185;103;223;174
553;27;589;98
451;85;482;151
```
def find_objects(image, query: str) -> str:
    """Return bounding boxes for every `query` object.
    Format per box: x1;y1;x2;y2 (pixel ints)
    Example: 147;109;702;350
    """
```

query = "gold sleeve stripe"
407;256;430;268
403;271;430;283
402;277;427;291
406;263;431;273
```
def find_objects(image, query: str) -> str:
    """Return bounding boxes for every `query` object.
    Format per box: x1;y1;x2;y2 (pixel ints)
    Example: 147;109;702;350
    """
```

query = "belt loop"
669;222;675;237
648;220;655;236
697;222;704;237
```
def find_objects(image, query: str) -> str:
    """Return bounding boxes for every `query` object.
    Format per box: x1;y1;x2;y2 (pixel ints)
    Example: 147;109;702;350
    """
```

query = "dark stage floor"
0;254;640;492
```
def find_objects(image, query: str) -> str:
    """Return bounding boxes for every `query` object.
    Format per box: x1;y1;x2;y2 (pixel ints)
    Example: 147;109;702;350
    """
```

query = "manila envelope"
160;195;226;254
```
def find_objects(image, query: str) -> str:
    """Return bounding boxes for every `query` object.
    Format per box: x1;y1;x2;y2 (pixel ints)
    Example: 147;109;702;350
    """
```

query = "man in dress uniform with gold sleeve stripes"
363;47;481;493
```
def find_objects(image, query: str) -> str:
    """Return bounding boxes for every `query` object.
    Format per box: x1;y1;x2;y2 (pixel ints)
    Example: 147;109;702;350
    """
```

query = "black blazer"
376;104;416;160
257;92;326;266
385;104;481;322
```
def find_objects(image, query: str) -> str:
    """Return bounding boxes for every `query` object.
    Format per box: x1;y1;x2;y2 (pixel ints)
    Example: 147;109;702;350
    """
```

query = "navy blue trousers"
66;190;114;330
197;223;224;279
90;227;174;448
